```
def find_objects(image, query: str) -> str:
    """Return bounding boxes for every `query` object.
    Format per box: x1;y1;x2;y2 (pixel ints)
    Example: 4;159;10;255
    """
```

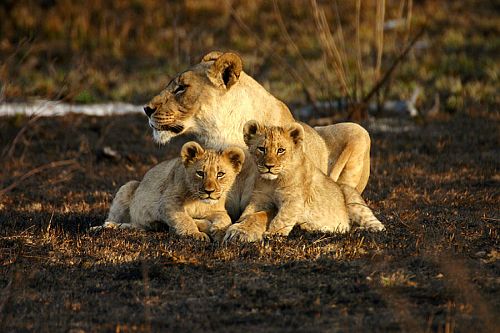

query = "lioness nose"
143;105;156;117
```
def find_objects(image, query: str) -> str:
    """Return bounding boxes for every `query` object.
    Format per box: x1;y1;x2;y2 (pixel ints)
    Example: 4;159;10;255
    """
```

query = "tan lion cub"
97;141;244;241
225;121;383;240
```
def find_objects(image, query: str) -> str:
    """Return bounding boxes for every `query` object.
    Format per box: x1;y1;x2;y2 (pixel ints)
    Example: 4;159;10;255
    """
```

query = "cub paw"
188;231;211;242
209;227;228;243
90;221;120;231
223;223;263;243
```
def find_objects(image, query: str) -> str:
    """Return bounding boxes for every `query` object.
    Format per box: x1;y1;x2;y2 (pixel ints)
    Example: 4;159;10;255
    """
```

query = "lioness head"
180;141;245;204
243;120;304;180
144;51;243;144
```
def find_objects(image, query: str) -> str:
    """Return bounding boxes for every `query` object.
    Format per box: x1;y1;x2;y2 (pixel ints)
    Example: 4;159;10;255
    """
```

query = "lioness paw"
335;223;351;234
262;231;288;239
358;220;386;232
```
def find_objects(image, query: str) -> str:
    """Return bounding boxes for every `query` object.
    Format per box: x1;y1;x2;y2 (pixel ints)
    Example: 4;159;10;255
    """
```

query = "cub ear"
200;51;223;63
181;141;205;166
243;120;263;146
223;147;245;173
208;52;243;89
285;123;304;146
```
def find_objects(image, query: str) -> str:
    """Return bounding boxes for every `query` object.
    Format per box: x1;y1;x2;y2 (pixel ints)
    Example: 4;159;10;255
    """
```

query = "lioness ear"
181;141;205;166
200;51;223;63
286;123;304;146
243;120;263;146
209;52;243;89
223;147;245;173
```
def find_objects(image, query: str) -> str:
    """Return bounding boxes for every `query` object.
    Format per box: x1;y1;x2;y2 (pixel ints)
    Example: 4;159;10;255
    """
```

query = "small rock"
475;251;486;258
96;146;121;161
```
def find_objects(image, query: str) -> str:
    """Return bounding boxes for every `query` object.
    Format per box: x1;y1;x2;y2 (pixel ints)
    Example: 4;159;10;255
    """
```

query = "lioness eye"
217;172;225;178
196;171;204;178
257;147;266;153
277;148;285;154
174;85;187;95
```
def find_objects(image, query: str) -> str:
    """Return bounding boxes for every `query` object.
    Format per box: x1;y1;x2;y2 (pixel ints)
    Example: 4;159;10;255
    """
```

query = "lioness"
224;121;384;241
97;141;244;241
143;51;370;220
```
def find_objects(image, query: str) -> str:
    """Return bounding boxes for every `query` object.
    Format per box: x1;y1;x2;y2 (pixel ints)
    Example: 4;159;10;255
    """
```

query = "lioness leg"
314;123;370;193
340;184;385;231
224;211;270;242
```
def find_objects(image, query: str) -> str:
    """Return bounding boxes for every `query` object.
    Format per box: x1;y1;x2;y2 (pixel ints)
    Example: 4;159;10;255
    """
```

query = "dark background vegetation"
0;0;498;113
0;0;498;332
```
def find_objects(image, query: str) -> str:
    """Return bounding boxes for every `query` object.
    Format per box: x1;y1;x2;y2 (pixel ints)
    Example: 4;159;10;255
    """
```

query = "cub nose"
143;105;156;117
204;189;215;194
264;163;275;170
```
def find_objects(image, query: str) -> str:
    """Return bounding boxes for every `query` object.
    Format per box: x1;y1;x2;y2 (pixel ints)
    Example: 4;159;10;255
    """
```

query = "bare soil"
0;112;498;332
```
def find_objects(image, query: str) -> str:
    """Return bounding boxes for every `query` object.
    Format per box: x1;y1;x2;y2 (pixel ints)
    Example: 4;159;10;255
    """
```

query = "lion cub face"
181;141;245;204
243;120;304;180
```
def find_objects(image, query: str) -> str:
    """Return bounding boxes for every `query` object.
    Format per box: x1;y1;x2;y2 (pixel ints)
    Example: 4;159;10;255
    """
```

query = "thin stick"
375;0;386;83
362;27;425;104
227;1;317;105
0;159;78;197
355;0;364;100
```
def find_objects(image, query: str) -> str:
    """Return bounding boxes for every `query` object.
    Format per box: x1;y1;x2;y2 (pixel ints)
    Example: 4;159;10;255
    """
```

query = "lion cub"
232;120;384;238
97;141;244;241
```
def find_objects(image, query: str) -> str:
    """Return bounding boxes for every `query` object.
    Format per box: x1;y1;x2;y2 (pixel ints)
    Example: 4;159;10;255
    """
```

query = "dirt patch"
0;113;498;332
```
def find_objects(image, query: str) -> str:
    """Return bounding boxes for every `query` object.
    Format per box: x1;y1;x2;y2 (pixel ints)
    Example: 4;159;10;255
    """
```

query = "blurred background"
1;3;499;331
0;0;498;119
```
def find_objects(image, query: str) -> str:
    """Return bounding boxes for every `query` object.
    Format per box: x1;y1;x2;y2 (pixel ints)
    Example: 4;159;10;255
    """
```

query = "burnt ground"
0;112;498;332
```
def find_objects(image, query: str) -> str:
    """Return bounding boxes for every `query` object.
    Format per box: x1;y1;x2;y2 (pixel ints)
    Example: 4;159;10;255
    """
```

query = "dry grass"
0;111;498;332
0;0;498;115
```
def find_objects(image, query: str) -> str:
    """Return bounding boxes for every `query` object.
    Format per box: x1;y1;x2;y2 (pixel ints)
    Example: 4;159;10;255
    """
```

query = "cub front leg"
204;211;232;242
163;207;210;241
224;211;270;243
264;200;303;237
224;196;275;243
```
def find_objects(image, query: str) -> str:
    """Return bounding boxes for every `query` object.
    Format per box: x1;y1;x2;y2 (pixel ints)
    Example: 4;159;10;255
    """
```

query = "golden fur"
224;121;384;242
143;52;370;218
94;142;244;241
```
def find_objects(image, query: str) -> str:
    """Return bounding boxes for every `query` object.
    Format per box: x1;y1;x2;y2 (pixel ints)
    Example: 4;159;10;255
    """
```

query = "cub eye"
257;147;266;153
217;171;225;178
277;148;286;154
196;171;204;178
174;85;187;95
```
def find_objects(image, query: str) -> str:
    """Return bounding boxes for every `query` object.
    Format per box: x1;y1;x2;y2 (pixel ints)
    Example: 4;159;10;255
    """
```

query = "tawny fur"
93;142;244;242
143;52;371;227
224;121;384;242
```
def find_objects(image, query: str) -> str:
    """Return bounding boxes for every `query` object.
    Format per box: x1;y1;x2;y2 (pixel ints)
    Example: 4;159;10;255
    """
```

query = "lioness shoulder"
97;141;245;242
